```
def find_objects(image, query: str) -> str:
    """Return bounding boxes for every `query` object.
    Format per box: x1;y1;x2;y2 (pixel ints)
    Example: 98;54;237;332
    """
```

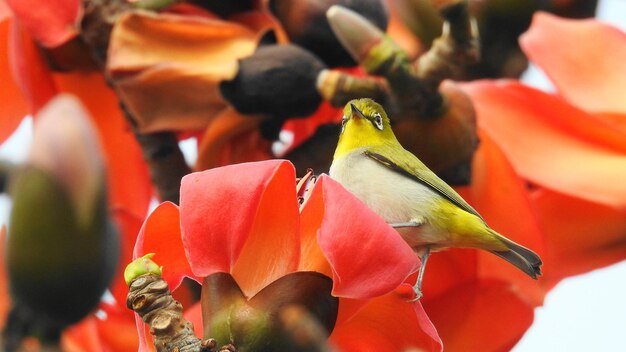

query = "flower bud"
7;95;119;331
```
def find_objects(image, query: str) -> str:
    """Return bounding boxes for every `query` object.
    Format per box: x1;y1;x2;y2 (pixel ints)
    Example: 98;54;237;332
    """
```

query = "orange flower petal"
53;72;153;219
0;19;27;143
298;179;333;278
112;66;229;133
107;11;258;133
464;80;626;208
310;175;420;299
9;20;57;112
422;279;534;352
330;293;442;351
6;0;81;47
180;160;300;298
195;107;266;170
134;202;196;290
530;189;626;287
520;12;626;113
107;12;256;74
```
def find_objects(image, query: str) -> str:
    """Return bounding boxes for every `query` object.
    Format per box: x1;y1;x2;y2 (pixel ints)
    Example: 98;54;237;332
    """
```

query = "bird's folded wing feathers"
364;147;484;221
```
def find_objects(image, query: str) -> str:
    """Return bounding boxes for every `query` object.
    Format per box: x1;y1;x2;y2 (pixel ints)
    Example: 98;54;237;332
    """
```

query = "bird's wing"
365;146;484;221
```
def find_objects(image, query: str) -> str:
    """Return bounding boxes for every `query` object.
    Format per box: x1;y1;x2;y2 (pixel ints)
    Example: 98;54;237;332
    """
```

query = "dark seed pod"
220;44;326;119
269;0;388;67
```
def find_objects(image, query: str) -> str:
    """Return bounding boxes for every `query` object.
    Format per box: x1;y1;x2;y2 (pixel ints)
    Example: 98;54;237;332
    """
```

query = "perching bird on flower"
329;98;542;300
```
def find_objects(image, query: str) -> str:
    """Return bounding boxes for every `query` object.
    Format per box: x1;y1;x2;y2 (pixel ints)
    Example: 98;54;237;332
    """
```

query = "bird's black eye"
341;117;348;132
372;113;383;131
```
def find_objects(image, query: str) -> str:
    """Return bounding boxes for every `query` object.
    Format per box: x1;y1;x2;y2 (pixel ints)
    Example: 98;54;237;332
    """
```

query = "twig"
128;273;204;352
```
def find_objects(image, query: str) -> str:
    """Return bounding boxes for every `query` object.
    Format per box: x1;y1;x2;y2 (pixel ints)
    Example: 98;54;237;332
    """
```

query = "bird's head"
334;98;397;158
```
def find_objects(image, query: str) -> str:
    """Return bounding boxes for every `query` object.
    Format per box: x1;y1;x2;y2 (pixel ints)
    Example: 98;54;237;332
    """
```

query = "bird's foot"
407;285;423;302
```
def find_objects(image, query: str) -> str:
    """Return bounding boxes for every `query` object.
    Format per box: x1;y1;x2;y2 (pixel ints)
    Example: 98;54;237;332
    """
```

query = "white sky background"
0;0;625;350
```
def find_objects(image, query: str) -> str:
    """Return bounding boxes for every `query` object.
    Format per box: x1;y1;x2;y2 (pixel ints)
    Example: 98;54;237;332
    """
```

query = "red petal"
180;160;300;297
53;72;153;219
61;316;102;352
520;12;626;113
134;202;196;290
6;0;81;47
96;305;139;352
310;175;419;299
0;20;28;143
464;80;626;208
330;294;442;351
183;302;203;339
422;279;534;351
9;21;57;112
531;189;626;286
455;132;547;305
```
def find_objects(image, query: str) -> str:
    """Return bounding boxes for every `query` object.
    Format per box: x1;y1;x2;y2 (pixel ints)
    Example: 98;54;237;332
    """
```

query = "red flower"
463;12;626;282
427;12;626;350
134;160;442;351
5;0;81;48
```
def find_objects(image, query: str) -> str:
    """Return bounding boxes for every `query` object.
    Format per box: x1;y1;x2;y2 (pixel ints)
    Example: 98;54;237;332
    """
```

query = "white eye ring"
373;113;383;131
341;116;348;132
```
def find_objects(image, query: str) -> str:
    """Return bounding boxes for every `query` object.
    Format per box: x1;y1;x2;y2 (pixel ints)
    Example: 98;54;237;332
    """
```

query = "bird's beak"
350;103;366;120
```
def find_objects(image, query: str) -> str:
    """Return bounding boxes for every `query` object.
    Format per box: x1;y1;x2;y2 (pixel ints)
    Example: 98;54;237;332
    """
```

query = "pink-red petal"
180;160;300;297
6;0;81;47
310;175;420;299
465;80;626;209
520;12;626;114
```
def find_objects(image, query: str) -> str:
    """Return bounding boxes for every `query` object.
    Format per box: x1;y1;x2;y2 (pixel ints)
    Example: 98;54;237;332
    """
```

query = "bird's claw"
390;220;423;229
407;286;423;302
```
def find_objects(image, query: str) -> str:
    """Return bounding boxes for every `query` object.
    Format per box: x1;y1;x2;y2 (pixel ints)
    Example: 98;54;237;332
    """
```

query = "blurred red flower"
428;12;626;350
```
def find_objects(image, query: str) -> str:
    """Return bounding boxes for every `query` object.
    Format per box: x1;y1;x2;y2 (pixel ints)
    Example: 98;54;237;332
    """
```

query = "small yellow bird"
329;98;542;299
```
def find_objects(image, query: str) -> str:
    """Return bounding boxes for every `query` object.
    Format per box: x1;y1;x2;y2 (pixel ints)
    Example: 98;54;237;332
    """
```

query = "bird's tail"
489;230;542;279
